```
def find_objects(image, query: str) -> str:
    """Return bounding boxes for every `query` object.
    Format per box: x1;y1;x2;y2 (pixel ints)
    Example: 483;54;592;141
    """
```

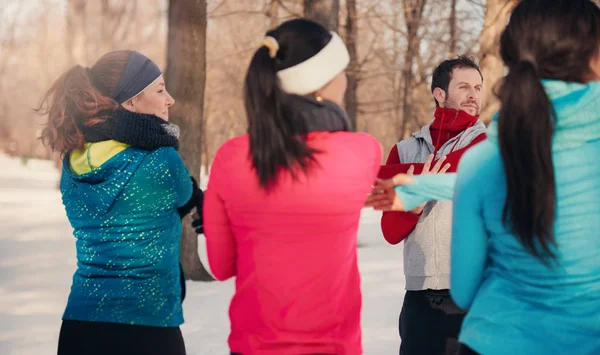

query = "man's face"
442;67;483;116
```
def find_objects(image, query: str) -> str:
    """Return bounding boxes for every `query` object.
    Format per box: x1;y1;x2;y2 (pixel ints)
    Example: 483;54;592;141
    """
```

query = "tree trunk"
478;0;517;123
66;0;87;65
390;0;403;138
399;0;426;139
165;0;214;282
100;0;112;56
98;1;131;58
268;0;279;28
449;0;457;58
303;0;339;31
344;0;358;130
201;97;212;177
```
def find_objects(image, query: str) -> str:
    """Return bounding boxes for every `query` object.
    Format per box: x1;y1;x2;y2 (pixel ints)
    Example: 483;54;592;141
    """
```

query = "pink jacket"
204;132;382;355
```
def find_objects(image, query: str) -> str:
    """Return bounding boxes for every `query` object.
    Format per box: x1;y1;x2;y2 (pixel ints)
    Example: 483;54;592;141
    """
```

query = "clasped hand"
365;154;450;212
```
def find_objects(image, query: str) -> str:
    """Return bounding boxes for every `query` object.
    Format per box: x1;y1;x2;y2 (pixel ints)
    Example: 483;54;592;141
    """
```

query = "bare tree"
99;0;138;56
66;0;87;65
0;0;21;153
303;0;340;30
166;0;214;281
449;0;457;57
66;0;143;65
400;0;427;139
268;0;279;27
1;0;490;173
478;0;517;123
344;0;358;130
0;1;20;95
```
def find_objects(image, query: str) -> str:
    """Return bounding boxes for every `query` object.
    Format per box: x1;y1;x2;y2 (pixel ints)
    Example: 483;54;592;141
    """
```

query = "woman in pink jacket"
201;19;381;355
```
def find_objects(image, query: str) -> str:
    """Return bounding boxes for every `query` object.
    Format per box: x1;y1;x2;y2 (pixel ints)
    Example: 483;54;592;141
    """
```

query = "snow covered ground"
0;154;405;355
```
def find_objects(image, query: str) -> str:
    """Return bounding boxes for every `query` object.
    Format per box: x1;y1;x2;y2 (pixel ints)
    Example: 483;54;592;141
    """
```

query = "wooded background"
1;0;526;165
1;0;562;279
6;0;600;280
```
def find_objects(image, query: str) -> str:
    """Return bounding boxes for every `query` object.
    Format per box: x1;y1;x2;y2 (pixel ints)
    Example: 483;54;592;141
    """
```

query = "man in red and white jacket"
379;56;487;355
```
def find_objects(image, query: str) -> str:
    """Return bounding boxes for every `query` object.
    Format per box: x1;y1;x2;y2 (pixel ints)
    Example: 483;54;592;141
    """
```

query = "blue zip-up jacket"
60;144;192;327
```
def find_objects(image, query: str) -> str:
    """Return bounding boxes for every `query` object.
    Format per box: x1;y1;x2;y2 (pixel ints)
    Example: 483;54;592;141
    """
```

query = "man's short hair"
431;55;483;106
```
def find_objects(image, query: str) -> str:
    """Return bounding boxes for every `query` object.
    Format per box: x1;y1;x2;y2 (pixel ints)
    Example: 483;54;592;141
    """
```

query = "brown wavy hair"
36;50;133;154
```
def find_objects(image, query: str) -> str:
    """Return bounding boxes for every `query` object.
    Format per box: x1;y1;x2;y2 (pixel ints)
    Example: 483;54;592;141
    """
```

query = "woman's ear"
587;49;600;82
433;87;446;107
121;99;136;112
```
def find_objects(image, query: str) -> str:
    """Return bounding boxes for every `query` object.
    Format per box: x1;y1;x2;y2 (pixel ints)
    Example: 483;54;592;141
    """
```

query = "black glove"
191;188;204;234
177;176;201;219
191;216;204;234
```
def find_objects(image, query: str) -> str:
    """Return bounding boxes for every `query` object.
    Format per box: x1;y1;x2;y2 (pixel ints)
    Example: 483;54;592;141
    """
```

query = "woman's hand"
407;154;451;214
366;154;451;212
365;174;416;212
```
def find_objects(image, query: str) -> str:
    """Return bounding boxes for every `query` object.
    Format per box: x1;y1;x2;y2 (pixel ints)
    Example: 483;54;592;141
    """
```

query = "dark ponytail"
497;0;600;261
498;60;556;260
36;51;131;154
244;19;332;189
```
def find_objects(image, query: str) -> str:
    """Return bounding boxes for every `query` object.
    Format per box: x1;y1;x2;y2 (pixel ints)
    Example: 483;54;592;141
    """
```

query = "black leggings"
180;263;187;302
458;345;479;355
399;290;466;355
58;320;186;355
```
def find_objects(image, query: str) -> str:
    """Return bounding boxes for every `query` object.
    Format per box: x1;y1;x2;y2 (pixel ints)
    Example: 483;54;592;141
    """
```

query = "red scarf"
430;107;478;151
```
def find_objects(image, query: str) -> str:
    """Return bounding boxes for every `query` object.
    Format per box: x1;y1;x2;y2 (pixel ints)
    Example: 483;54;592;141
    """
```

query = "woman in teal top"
37;50;202;355
369;1;600;354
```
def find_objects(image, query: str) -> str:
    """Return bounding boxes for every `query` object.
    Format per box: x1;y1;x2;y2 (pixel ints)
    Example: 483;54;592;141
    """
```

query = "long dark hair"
497;0;600;260
36;50;133;154
244;19;333;189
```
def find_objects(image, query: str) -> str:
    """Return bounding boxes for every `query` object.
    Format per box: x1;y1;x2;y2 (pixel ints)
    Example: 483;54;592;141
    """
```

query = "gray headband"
111;51;162;104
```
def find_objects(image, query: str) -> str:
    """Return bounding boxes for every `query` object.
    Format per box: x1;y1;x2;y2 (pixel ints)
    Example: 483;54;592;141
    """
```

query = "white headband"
276;31;350;96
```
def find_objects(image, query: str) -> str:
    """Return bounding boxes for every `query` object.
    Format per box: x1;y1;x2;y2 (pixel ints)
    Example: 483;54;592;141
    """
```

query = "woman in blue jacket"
369;1;600;354
37;50;202;355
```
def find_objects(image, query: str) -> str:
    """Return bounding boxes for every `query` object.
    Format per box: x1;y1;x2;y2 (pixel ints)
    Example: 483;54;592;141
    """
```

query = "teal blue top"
395;80;600;354
60;146;192;327
394;174;456;211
